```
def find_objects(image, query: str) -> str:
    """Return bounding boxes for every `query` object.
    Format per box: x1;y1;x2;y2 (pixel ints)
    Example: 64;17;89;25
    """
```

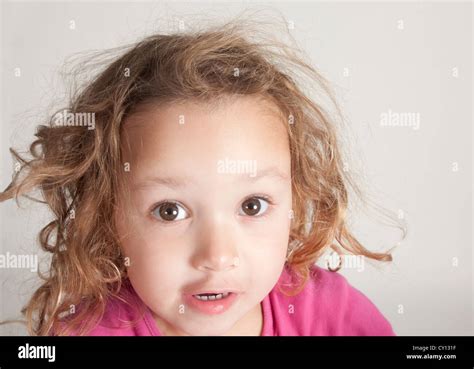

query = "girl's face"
116;96;292;336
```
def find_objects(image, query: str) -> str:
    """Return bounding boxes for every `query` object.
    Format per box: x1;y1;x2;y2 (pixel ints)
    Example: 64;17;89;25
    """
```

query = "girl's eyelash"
243;194;275;205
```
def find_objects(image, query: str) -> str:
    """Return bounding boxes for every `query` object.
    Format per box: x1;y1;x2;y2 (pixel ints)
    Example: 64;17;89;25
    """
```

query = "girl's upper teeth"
194;292;230;301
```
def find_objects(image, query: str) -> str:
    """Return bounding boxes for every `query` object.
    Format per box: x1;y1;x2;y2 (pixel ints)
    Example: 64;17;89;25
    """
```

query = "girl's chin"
154;313;237;336
178;318;238;336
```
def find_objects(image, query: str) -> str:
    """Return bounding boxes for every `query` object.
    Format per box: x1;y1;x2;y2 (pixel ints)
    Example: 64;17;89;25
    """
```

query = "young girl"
1;20;398;336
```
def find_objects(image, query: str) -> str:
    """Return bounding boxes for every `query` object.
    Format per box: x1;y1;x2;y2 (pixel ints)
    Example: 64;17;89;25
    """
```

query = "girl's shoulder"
266;264;396;336
55;281;154;336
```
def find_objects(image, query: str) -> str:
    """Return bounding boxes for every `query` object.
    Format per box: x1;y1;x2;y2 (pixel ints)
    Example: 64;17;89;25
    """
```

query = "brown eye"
152;202;188;222
240;197;269;217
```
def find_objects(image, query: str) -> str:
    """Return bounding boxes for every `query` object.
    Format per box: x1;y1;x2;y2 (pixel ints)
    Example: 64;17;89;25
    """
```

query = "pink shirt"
69;265;395;336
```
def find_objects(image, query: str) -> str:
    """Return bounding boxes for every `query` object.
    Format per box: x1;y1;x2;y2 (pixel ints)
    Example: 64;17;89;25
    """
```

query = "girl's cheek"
124;240;185;284
243;208;292;240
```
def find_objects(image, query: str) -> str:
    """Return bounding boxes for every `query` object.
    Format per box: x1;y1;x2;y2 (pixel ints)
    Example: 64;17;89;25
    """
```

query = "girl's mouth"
185;292;239;314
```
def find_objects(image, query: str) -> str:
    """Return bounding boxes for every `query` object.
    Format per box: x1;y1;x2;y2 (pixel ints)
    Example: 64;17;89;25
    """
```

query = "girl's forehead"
118;97;291;191
121;97;291;166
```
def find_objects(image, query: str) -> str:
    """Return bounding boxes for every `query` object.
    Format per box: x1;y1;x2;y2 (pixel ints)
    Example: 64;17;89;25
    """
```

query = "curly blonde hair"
0;17;404;336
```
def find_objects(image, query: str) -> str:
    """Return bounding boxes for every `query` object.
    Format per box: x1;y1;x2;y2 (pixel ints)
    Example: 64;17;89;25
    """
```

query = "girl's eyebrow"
132;166;289;190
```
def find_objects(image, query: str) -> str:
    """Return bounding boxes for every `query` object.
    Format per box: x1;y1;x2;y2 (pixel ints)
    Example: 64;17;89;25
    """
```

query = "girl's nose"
191;222;240;272
197;254;239;272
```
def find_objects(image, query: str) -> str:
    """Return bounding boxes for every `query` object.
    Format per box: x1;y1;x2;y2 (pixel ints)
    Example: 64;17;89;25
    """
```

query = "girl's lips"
183;292;239;315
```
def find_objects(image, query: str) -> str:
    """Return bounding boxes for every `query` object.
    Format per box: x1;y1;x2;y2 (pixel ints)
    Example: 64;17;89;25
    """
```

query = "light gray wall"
0;1;472;335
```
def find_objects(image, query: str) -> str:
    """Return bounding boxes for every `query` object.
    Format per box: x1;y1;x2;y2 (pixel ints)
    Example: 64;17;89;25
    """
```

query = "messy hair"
0;16;404;336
